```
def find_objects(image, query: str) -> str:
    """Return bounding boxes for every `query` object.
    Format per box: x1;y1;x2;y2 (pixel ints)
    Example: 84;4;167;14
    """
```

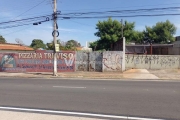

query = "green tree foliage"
123;21;136;43
46;39;61;50
30;39;46;50
89;41;98;51
143;20;177;44
94;18;138;50
46;39;78;51
0;35;7;43
92;18;177;51
58;40;80;51
66;40;81;47
132;31;144;44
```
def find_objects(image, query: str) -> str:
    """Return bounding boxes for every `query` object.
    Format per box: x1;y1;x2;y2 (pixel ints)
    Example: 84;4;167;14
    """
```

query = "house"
112;37;180;55
126;44;173;55
168;36;180;55
75;47;92;52
0;43;34;52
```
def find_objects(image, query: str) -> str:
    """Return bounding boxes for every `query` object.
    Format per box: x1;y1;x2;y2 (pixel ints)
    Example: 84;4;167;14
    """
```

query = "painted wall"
0;50;75;72
75;51;103;72
89;51;103;72
0;50;125;73
103;51;123;72
75;51;123;72
75;51;89;71
125;55;180;69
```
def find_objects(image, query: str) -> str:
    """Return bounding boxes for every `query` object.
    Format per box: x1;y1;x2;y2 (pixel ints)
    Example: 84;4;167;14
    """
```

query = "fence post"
122;37;126;72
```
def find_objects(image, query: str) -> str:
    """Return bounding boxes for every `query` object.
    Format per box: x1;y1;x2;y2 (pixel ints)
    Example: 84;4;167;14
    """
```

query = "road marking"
53;86;86;89
0;107;165;120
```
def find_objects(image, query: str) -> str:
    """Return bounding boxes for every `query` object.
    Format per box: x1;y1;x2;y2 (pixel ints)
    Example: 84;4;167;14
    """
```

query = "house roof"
0;43;34;51
76;47;83;50
126;44;173;47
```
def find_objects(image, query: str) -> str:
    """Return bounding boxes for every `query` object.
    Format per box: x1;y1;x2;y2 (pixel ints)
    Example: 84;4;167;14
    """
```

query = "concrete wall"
102;51;123;72
75;51;123;72
75;51;103;72
0;51;75;72
89;51;103;72
126;55;180;70
75;51;89;71
0;50;124;73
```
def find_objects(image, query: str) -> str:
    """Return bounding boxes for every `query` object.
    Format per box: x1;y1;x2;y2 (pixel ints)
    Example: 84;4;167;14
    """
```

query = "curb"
0;75;180;81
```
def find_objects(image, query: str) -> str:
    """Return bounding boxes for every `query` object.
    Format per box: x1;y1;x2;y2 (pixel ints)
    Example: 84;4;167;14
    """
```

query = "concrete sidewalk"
0;69;179;80
0;110;106;120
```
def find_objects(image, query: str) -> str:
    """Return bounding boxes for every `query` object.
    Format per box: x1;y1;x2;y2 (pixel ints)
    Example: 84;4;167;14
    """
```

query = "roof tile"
0;44;34;51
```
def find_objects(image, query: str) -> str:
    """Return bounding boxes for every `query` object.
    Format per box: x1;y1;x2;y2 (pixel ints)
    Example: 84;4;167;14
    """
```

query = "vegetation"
29;18;177;51
0;35;7;43
91;18;177;51
46;39;80;51
30;39;46;50
143;20;176;44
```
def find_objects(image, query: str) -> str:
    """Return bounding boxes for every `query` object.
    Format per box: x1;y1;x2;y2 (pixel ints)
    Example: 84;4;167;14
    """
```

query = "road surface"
0;78;180;120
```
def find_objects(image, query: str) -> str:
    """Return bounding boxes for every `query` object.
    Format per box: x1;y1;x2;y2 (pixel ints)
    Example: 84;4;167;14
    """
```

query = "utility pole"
53;0;57;76
121;19;123;38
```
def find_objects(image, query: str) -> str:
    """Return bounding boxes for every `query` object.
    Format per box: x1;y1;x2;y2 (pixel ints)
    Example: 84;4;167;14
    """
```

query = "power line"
3;26;33;36
0;0;48;13
59;13;180;19
0;14;51;25
4;12;180;29
13;0;47;19
49;0;54;9
60;6;180;16
60;2;180;12
0;12;52;20
1;6;177;21
0;22;39;29
1;6;180;29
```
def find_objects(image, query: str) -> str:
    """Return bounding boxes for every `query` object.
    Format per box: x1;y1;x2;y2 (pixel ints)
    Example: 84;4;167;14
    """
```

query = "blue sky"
1;0;180;47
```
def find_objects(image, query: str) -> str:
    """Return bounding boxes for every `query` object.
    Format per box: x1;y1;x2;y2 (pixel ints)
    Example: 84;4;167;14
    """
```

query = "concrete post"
53;0;58;76
122;37;126;72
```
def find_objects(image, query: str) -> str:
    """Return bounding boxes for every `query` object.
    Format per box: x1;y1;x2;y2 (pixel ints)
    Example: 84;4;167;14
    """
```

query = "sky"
1;0;180;47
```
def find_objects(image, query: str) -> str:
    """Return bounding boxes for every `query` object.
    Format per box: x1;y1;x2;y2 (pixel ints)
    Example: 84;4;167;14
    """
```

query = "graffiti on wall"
0;53;26;72
75;51;89;71
75;51;103;72
0;51;75;72
89;52;103;72
125;55;180;69
103;51;123;72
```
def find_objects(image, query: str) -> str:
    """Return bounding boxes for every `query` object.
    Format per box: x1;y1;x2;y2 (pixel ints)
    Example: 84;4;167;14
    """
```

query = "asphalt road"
0;78;180;120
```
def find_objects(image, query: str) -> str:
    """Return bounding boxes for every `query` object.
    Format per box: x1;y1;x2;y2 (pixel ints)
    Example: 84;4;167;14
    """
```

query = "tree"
143;20;177;44
123;21;136;43
94;18;136;50
89;41;98;51
66;40;81;47
46;39;61;50
46;40;77;51
132;31;144;44
0;35;7;43
59;40;80;51
30;39;46;50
